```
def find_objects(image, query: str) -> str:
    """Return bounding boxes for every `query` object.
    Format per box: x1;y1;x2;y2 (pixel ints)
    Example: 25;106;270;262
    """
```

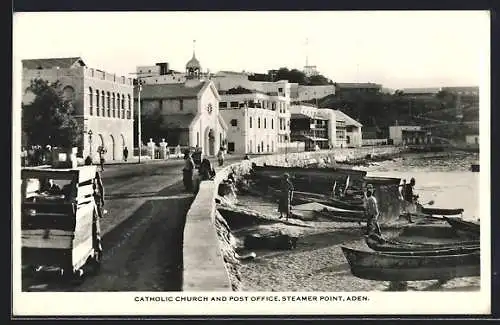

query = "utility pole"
129;72;144;163
137;81;142;163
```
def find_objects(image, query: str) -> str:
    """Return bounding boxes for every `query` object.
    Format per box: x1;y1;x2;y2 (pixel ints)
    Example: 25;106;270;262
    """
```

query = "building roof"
335;83;382;89
136;81;208;99
22;57;86;69
160;114;196;130
186;53;201;69
334;110;363;127
401;87;441;94
291;113;312;119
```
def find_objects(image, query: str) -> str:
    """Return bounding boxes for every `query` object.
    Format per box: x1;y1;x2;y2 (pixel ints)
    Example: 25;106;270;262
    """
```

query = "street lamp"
137;80;143;164
88;130;93;159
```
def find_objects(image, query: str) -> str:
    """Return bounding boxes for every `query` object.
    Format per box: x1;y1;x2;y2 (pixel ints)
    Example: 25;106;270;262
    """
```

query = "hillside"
313;91;479;140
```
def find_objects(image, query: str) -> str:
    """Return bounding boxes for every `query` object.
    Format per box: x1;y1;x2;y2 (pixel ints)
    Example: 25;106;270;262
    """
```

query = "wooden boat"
364;176;402;186
444;217;480;236
365;234;480;252
341;246;480;281
314;208;367;222
420;207;464;216
254;164;367;178
21;165;102;279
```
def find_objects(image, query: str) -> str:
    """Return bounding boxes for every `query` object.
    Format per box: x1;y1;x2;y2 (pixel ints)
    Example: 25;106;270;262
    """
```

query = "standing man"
123;146;129;162
183;151;195;192
85;159;104;254
278;173;294;221
217;147;225;167
402;177;418;223
364;184;381;236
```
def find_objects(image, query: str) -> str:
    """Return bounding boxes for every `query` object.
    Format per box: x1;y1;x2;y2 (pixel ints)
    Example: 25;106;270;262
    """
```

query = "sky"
13;11;490;90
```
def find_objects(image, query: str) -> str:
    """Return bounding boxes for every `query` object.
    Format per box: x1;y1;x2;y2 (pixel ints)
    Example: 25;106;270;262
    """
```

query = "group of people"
182;151;217;193
21;145;53;167
274;174;420;237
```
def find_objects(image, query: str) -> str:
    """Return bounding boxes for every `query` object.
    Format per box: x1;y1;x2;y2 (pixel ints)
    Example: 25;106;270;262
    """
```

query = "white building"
465;134;479;145
389;125;430;145
289;104;362;149
334;110;363;147
22;57;134;162
219;92;278;154
212;71;292;152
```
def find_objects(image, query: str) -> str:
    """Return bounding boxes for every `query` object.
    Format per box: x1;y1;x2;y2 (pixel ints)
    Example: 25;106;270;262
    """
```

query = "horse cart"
21;164;103;282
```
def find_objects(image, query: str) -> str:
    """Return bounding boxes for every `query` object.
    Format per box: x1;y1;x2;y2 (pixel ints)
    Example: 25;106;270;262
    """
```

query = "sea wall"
182;146;406;291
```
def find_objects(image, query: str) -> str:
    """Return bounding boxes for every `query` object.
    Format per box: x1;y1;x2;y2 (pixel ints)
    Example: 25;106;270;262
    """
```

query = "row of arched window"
88;87;132;119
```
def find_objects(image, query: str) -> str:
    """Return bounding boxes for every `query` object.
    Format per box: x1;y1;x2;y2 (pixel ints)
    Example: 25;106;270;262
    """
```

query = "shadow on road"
22;180;194;292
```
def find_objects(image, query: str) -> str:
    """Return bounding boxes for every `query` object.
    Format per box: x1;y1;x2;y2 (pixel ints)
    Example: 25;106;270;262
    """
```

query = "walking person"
123;146;129;162
98;146;106;171
364;184;381;236
183;151;195;192
217;147;225;167
278;173;294;221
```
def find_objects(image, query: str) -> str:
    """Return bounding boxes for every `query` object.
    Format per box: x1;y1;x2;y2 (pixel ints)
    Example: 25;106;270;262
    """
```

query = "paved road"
22;155;244;292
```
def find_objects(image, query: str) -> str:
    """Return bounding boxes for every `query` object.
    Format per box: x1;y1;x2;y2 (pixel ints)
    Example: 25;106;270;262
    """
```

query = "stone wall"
182;146;406;291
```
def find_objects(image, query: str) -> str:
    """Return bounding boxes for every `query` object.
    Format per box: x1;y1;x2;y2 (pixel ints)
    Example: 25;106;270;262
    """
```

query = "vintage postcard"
12;10;491;316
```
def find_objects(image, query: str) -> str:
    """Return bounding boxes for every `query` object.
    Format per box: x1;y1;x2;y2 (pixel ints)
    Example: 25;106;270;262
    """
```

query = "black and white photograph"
12;10;490;316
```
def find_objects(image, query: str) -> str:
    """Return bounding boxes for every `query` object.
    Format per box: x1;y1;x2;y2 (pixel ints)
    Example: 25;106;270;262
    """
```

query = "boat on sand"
341;246;480;281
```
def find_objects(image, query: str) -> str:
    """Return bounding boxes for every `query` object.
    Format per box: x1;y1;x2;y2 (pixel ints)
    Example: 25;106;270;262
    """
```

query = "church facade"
135;52;227;157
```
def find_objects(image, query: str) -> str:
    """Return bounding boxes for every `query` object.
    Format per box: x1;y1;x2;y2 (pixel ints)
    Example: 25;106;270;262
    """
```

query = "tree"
22;79;83;148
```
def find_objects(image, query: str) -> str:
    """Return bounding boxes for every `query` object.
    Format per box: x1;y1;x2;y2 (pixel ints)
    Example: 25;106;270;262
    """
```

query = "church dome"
186;54;201;69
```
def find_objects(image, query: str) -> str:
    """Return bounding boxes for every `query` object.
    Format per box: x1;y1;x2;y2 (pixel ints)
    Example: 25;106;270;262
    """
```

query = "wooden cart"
21;165;102;280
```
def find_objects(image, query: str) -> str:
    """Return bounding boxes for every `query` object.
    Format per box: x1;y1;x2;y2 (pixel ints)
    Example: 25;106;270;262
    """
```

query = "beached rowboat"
364;234;480;253
341;246;480;281
420;207;464;216
444;216;480;236
314;209;367;222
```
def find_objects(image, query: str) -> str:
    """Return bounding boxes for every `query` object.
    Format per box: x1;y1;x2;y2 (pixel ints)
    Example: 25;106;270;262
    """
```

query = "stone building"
135;53;227;157
22;57;134;162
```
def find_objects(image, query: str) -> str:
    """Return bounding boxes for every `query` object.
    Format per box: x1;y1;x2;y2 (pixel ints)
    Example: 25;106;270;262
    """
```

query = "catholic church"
135;48;227;157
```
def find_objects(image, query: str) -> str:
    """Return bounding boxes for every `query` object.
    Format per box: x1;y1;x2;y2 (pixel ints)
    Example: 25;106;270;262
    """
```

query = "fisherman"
183;151;195;192
402;178;419;223
278;173;294;221
364;184;381;236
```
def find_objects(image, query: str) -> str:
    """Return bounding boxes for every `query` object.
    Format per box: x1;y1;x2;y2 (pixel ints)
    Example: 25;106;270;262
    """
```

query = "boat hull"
341;246;480;281
315;209;367;222
365;234;480;252
444;217;480;236
421;207;464;216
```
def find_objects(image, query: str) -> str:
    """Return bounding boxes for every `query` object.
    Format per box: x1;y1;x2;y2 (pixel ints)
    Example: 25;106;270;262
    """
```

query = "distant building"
441;86;479;96
134;54;227;157
465;134;479;145
400;87;441;99
291;84;336;102
289;104;362;149
22;57;134;162
389;125;431;145
334;83;383;97
334;110;363;147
